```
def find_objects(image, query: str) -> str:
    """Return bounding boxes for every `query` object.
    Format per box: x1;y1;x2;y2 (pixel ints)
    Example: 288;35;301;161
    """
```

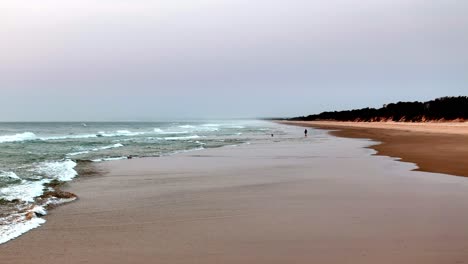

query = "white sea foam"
99;130;146;137
0;216;46;245
92;143;124;151
0;160;79;244
176;125;219;132
0;179;51;202
41;130;149;141
68;143;124;156
164;135;201;140
0;121;263;245
36;160;78;182
42;134;98;140
198;127;219;132
0;171;21;181
46;197;77;206
67;150;91;156
91;156;128;162
165;131;190;134
0;198;77;245
0;132;111;143
0;132;38;143
116;130;145;136
31;205;47;216
154;128;189;134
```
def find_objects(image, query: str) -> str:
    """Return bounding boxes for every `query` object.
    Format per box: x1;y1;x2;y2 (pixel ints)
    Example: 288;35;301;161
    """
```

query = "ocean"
0;120;283;244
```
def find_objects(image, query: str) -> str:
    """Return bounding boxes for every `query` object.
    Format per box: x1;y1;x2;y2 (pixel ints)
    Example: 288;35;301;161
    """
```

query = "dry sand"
283;121;468;135
281;121;468;177
2;125;468;263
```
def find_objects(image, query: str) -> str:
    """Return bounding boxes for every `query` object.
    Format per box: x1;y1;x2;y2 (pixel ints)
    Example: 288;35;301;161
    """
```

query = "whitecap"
42;134;98;140
0;132;38;143
199;127;219;132
0;171;21;181
116;130;145;136
67;150;91;156
165;131;190;134
68;143;124;156
35;160;78;182
164;135;201;140
154;128;189;134
100;130;146;137
92;143;124;151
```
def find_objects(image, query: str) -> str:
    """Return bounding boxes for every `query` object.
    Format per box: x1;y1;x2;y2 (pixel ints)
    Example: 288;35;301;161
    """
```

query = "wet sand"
2;126;468;263
281;121;468;177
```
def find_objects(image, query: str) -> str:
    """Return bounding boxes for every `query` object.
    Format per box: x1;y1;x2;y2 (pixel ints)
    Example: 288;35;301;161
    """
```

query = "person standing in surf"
304;129;308;137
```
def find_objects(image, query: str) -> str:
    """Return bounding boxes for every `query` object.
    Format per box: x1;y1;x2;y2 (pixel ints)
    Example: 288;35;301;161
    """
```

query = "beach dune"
2;126;468;263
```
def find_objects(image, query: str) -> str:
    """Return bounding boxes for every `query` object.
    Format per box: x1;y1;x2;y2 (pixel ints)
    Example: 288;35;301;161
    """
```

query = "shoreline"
0;121;257;246
280;120;468;177
0;143;242;246
2;124;468;263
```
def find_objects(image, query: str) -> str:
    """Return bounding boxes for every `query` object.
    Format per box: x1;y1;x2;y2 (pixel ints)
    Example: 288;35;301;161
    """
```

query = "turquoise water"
0;120;282;243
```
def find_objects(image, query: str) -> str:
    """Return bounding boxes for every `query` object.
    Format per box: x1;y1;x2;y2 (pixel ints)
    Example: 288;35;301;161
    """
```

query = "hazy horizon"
1;0;467;121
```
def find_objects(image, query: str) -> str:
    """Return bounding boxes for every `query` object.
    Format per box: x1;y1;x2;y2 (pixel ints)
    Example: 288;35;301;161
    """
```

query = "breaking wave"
0;132;38;143
35;160;78;182
0;120;260;245
163;135;201;140
67;143;124;156
0;179;51;203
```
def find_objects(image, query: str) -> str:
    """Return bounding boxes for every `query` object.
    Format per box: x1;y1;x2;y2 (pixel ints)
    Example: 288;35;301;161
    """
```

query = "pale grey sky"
1;0;467;121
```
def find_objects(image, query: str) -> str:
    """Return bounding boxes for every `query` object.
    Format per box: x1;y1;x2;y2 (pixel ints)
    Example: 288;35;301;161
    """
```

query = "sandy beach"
281;121;468;177
3;0;467;261
2;124;468;263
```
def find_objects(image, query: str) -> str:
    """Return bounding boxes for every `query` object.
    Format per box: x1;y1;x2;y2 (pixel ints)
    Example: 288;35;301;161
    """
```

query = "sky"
1;0;467;121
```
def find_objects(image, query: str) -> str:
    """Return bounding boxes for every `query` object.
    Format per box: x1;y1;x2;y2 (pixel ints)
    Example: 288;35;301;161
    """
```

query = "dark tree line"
291;96;468;122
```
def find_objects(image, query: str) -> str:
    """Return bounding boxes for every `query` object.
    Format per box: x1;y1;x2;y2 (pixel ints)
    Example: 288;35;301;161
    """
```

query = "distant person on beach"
304;129;308;137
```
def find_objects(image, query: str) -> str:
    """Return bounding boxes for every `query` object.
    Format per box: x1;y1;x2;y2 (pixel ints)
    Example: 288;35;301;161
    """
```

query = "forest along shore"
288;96;468;122
280;120;468;177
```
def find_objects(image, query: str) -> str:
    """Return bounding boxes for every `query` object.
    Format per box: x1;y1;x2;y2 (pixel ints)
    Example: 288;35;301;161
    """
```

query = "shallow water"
0;120;289;244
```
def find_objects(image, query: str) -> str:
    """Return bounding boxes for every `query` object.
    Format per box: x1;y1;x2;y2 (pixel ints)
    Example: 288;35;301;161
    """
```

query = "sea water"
0;120;284;244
